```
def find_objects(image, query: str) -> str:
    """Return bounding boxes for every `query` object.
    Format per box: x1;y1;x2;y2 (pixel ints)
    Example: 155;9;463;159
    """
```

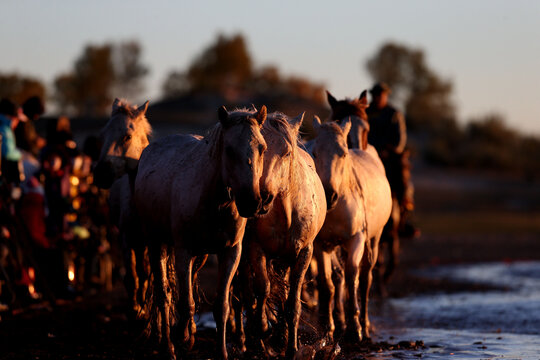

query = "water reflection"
372;261;540;359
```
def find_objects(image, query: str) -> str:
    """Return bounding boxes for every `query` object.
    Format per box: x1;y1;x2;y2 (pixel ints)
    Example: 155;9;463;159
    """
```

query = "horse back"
349;149;392;236
134;134;202;232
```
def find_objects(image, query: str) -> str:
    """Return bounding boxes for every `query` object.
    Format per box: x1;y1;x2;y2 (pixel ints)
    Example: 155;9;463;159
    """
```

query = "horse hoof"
159;344;176;360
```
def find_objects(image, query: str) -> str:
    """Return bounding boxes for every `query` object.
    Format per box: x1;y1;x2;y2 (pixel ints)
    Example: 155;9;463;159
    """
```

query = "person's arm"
0;124;22;161
391;111;407;154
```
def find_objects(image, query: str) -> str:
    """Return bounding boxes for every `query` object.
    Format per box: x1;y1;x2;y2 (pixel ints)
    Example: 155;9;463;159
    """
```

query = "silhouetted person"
16;96;46;158
0;99;24;185
366;83;418;238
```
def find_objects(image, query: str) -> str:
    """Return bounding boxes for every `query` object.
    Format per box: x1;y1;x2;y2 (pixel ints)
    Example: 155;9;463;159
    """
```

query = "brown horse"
311;116;392;343
238;110;326;357
93;99;151;318
134;106;270;360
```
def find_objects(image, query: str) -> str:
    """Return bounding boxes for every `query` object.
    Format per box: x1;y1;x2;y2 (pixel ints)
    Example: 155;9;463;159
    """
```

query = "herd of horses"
93;91;397;360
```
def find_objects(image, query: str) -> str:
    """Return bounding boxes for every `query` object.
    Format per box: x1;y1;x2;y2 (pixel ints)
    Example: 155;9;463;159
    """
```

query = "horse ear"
326;91;338;108
256;105;267;126
312;115;322;135
359;90;368;107
289;112;305;133
340;117;352;138
112;98;121;110
218;106;230;127
137;100;149;116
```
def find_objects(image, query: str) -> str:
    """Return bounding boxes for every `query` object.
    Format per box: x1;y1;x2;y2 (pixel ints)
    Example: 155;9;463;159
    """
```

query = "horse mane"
262;111;302;199
263;111;299;150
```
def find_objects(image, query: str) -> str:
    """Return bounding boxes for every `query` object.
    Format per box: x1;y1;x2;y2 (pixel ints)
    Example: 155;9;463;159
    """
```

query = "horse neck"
201;129;233;208
340;153;361;197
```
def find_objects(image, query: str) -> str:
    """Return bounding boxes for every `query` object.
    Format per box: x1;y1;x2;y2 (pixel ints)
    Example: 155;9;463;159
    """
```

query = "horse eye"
124;134;132;142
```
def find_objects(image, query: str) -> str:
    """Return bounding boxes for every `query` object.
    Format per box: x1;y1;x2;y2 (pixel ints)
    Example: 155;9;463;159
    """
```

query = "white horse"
94;98;151;318
237;110;326;357
134;106;270;360
311;116;392;343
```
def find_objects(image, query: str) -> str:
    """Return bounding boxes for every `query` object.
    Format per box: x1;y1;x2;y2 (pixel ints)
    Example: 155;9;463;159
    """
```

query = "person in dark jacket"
366;83;418;238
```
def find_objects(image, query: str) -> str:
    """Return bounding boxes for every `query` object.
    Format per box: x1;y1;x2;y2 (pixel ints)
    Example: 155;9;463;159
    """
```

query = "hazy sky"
1;0;539;134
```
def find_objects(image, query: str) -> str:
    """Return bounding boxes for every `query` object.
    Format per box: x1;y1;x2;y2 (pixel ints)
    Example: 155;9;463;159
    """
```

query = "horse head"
312;115;352;210
258;111;304;214
327;90;370;150
218;106;268;218
94;99;151;189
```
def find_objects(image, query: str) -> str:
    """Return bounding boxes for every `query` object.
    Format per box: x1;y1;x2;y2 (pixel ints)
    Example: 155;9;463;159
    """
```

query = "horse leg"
214;242;242;360
245;242;269;354
344;233;365;344
230;260;247;352
120;227;139;317
174;249;195;354
285;243;313;358
359;234;380;340
331;250;346;337
384;199;400;282
135;243;149;318
150;242;175;359
314;246;335;342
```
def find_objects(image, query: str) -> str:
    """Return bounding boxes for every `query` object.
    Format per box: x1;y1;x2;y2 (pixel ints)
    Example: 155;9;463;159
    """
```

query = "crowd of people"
0;96;116;314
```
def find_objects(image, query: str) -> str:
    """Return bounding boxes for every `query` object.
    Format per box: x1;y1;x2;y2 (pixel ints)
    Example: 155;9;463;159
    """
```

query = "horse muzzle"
256;191;275;216
235;191;263;218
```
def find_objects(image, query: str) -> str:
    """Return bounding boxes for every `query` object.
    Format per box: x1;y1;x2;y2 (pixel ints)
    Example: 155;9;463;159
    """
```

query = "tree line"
1;34;538;178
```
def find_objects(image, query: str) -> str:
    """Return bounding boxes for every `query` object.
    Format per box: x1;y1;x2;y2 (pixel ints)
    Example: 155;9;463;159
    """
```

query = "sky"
1;0;539;134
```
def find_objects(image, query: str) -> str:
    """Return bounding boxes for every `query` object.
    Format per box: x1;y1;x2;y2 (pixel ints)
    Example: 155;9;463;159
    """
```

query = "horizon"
1;0;539;135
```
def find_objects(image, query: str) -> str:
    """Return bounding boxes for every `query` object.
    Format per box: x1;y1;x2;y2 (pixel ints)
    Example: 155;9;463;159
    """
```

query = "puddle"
371;261;540;359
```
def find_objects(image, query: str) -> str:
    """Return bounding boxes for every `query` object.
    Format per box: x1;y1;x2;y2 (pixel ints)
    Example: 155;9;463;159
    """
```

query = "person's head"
0;98;18;118
370;82;391;109
0;98;24;129
22;96;45;121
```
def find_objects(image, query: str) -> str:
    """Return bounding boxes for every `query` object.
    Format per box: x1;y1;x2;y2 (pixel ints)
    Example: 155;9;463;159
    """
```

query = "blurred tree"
459;114;519;170
112;41;149;99
366;42;455;130
54;40;148;116
0;72;46;105
162;33;325;104
161;70;189;99
187;33;252;97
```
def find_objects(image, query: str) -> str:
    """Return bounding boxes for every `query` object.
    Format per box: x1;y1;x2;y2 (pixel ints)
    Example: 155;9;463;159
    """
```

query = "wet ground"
1;260;539;359
369;261;540;359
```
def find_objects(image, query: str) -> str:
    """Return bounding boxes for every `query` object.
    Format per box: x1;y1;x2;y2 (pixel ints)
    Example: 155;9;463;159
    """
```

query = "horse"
237;110;326;358
133;106;271;360
93;98;151;318
311;116;392;343
326;90;401;289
